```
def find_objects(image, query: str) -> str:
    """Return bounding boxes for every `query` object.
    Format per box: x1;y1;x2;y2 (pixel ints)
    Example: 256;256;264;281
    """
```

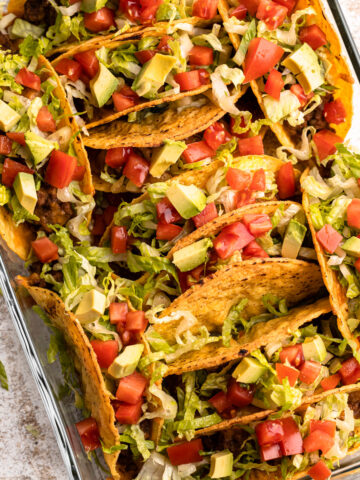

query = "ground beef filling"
23;0;57;25
349;391;360;419
35;186;73;228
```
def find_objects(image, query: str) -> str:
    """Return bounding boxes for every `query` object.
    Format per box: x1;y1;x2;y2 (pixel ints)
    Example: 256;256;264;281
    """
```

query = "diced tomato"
279;417;303;455
123;152;149;187
238;136;264;156
308;461;332;480
304;430;334;454
279;344;304;368
230;4;247;19
157;35;172;53
310;420;336;438
75;417;100;453
115;401;142;424
92;214;106;236
72;165;85;181
188;46;214;66
187;264;205;283
0;135;12;155
273;0;295;14
299;24;327;50
36;106;56;133
338;357;360;385
276;162;295;199
355;258;360;273
290;84;309;108
174;70;203;92
236;190;256;208
209;391;232;413
119;329;138;346
6;132;25;145
116;371;147;404
320;373;341;391
347;199;360;229
113;86;141;112
156;223;182;240
276;363;299;387
198;68;210;85
229;116;249;139
31;237;59;263
242;214;272;237
313;129;342;161
157;197;182;224
84;7;115;32
256;0;287;30
192;0;218;18
260;443;282;461
55;58;82;82
316;224;342;254
192;202;218;228
214;222;254;259
126;310;148;333
255;420;284;446
241;0;261;16
74;50;99;79
243;37;284;83
109;302;128;325
226;378;254;407
182;140;214;164
167;439;203;466
323;99;346;125
90;340;118;369
264;69;284;100
104;205;117;225
105;147;133;169
111;226;127;254
15;68;41;91
226;168;251;191
135;49;156;64
242;240;269;259
249;168;266;191
119;0;160;23
203;122;230;150
45;150;77;189
299;360;322;385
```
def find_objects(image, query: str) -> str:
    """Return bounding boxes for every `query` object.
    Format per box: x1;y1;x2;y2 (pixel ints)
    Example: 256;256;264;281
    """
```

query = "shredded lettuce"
222;298;248;346
233;18;257;66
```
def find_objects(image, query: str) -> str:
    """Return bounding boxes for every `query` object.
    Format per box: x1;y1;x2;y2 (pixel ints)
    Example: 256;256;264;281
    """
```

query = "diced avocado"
137;37;159;51
132;53;177;98
166;183;207;219
251;392;278;410
90;63;118;108
0;100;21;131
348;317;360;332
81;0;107;13
150;140;187;178
281;219;307;259
263;90;301;123
108;344;144;378
209;451;233;479
75;289;106;324
342;237;360;257
25;132;57;165
232;357;266;383
282;43;324;94
13;172;37;214
11;18;44;39
302;335;327;363
172;238;212;273
329;357;342;374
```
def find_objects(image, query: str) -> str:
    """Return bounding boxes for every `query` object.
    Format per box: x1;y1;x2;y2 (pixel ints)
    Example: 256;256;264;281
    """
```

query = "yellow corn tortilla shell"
301;169;360;352
0;206;34;260
219;0;353;148
169;200;299;257
154;257;324;342
165;296;331;375
16;276;121;480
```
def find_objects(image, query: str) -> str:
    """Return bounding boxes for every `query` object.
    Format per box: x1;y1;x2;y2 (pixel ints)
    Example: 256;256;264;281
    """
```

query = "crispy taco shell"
218;0;353;148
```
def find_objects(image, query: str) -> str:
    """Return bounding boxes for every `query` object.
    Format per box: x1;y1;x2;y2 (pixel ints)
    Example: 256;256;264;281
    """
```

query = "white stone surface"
0;2;360;479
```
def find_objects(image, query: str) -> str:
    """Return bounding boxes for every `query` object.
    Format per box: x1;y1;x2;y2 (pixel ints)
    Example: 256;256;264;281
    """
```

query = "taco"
301;144;360;356
51;25;245;130
217;0;353;153
0;51;93;260
5;0;220;56
142;392;360;480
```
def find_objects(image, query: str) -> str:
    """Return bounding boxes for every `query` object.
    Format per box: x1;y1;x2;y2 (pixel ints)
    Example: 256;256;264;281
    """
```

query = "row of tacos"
0;0;360;479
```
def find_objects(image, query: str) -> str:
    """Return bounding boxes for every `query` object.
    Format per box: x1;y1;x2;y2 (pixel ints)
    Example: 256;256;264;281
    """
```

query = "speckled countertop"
1;3;360;479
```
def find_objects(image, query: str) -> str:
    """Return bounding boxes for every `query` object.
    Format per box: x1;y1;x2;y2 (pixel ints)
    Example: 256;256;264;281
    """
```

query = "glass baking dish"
1;1;360;478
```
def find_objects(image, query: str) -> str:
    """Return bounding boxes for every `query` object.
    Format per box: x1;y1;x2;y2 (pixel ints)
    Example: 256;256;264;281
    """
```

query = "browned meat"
23;0;57;25
27;272;46;288
0;33;19;52
35;186;73;227
202;428;248;457
349;391;360;418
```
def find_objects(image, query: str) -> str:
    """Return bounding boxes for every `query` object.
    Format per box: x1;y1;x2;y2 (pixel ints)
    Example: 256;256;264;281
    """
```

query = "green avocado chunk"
107;344;144;378
81;0;107;13
302;335;327;362
132;53;177;98
281;219;307;259
166;183;207;219
25;132;57;165
90;63;118;108
342;237;360;257
232;357;266;383
150;140;186;178
172;238;212;272
0;100;21;131
13;172;37;214
210;451;233;479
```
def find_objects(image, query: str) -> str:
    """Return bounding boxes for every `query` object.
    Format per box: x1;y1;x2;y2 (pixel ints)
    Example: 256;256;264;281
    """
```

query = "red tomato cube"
226;378;254;407
135;50;157;64
116;371;147;404
299;360;322;385
276;162;295;199
256;0;287;30
188;46;214;66
260;443;282;461
156;223;182;240
323;99;346;125
226;168;251;191
242;240;269;259
174;70;203;91
250;168;266;191
241;0;261;16
238;136;264;156
84;7;115;32
0;135;12;154
55;58;82;82
276;363;300;387
303;430;334;454
310;420;336;438
347;199;360;229
74;50;99;79
192;0;218;19
203;122;230;151
157;197;182;224
255;420;284;446
105;147;133;168
2;158;34;187
192;203;218;228
15;67;41;91
90;340;118;369
72;165;86;182
123;152;149;187
338;357;360;385
31;237;59;263
76;417;100;453
208;391;232;413
109;302;128;325
6;132;26;145
126;311;148;333
320;373;341;391
264;69;284;100
230;4;247;19
36;106;56;133
316;224;342;254
279;344;304;368
214;222;254;259
243;37;284;83
308;461;332;480
273;0;295;14
242;214;272;237
313;129;343;161
299;24;327;50
45;150;77;189
182;140;214;164
115;401;142;424
111;226;127;254
167;439;203;466
279;417;303;455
